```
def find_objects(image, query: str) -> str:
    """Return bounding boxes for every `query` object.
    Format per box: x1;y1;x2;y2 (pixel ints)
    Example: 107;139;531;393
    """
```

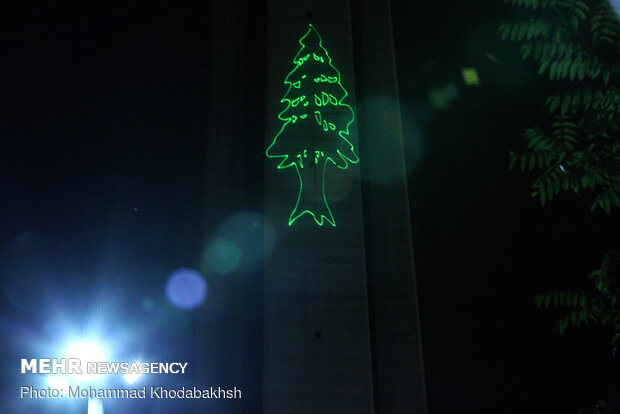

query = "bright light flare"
88;397;104;414
123;363;142;384
47;375;70;395
65;341;105;381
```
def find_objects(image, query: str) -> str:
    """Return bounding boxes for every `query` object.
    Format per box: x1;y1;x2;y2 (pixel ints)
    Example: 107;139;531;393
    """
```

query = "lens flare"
47;375;70;394
204;238;241;275
165;268;207;310
124;369;142;384
88;397;104;414
65;341;106;381
204;212;276;275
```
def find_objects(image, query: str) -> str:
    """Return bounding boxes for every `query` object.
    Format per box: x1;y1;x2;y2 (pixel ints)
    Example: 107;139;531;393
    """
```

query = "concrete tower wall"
353;1;428;412
203;1;427;413
263;1;374;414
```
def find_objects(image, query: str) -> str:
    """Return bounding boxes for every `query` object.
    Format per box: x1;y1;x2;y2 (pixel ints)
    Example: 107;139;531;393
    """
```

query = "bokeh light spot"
165;268;207;310
204;238;241;275
141;297;155;311
352;98;427;185
204;212;276;274
461;67;481;86
428;84;458;111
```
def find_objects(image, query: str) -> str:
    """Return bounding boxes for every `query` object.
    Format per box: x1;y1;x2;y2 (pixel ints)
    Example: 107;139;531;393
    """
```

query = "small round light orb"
165;268;207;310
65;341;106;381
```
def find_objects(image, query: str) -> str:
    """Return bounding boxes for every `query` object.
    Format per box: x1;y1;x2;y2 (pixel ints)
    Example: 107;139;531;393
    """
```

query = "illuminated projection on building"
266;24;358;227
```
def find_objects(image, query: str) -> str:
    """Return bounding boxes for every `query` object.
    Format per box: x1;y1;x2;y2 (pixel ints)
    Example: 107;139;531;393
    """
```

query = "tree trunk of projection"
291;157;333;226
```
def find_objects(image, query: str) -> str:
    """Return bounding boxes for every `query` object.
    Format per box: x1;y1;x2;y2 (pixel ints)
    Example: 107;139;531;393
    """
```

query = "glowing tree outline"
266;24;358;227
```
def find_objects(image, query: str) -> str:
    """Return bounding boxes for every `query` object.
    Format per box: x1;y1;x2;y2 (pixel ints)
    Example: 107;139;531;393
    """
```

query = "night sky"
2;1;618;413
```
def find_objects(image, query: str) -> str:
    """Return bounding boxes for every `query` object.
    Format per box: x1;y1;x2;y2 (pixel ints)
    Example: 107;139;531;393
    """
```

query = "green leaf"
570;293;578;307
508;152;518;170
579;294;586;306
519;23;528;40
534;42;542;59
574;8;587;21
561;95;571;115
602;71;610;85
570;15;579;29
533;294;544;308
500;24;511;40
558;316;568;333
603;201;611;214
550;96;560;113
569;60;577;80
571;93;581;113
511;24;520;41
575;1;590;12
550;61;558;79
600;28;618;37
583;90;592;109
547;178;554;199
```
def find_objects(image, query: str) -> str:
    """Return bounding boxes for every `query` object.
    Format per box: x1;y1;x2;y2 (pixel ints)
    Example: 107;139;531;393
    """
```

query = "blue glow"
65;341;106;382
205;212;275;274
204;238;241;275
88;397;104;414
612;0;620;17
165;268;207;310
0;231;75;313
124;364;142;384
47;375;69;395
141;296;155;311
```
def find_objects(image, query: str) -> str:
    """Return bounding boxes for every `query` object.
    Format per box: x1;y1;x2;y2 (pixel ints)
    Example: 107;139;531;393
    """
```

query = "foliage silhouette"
501;1;619;410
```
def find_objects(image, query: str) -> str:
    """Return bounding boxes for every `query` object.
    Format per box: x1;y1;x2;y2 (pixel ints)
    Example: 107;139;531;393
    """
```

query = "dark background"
1;1;618;413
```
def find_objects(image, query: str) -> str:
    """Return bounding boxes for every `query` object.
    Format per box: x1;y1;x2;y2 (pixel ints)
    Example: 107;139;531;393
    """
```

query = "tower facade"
202;1;426;413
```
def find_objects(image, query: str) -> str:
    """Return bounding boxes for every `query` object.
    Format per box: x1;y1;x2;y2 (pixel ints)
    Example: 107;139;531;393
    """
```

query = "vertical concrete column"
353;0;428;413
264;1;375;413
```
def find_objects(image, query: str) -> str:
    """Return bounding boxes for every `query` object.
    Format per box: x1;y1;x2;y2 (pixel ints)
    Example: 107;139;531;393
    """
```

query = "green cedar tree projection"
266;24;358;227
